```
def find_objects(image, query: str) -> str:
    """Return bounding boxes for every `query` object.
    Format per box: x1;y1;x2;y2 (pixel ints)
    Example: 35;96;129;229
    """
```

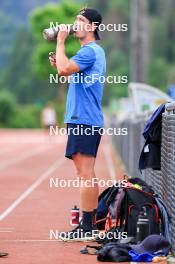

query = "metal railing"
110;102;175;253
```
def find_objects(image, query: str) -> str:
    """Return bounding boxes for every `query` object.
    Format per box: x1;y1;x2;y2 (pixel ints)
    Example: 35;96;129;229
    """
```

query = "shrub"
9;105;41;128
0;90;16;126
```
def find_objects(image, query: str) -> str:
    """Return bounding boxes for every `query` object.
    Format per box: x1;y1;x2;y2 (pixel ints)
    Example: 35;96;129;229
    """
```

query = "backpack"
96;178;162;239
96;185;119;230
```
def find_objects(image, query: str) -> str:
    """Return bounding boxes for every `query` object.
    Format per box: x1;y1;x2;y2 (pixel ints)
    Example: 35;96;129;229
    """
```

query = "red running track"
0;129;124;264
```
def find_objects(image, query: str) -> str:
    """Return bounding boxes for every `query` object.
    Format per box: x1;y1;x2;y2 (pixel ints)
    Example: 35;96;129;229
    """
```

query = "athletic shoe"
59;224;99;242
0;252;8;257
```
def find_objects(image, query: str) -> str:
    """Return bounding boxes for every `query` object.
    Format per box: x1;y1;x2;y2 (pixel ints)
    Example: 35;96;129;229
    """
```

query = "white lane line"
0;135;65;144
0;227;14;232
0;157;65;221
0;145;53;171
103;142;116;181
0;240;63;242
0;230;13;233
0;227;14;230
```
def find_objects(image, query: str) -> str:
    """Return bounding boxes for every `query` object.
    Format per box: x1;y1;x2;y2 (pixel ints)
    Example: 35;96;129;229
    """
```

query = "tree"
30;0;81;103
0;29;53;104
0;90;16;125
130;0;149;82
88;0;130;103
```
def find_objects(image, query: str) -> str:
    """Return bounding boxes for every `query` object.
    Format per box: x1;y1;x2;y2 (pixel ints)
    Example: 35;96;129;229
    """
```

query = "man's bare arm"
56;42;80;76
56;24;80;76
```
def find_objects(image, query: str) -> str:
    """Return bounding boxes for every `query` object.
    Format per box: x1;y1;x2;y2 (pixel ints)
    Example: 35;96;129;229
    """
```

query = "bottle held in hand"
43;24;75;41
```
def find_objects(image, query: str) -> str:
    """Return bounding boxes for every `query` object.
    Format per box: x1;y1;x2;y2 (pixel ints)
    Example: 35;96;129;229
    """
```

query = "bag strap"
115;189;127;227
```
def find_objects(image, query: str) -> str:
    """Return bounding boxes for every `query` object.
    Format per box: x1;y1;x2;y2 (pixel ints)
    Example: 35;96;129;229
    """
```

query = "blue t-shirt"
64;42;106;127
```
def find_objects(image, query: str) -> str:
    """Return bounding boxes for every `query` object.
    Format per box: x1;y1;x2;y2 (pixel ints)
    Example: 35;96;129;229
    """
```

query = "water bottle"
43;24;75;41
136;206;150;242
70;205;80;226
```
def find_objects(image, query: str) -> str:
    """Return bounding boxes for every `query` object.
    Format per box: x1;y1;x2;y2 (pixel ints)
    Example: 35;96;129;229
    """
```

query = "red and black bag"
96;178;161;238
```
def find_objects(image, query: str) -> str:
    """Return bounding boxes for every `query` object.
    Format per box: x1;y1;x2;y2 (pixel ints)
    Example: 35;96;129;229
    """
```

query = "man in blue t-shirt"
49;8;106;241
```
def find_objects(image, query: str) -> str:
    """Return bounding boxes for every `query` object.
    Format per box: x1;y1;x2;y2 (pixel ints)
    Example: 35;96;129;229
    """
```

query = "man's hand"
49;57;56;68
49;52;57;68
57;24;70;44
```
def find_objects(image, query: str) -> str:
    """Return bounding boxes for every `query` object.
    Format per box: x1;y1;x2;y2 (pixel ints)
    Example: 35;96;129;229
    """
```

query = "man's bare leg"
72;152;99;230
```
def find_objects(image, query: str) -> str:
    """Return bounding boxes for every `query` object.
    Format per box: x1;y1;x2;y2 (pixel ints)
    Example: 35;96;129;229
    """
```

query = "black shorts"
65;123;102;159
